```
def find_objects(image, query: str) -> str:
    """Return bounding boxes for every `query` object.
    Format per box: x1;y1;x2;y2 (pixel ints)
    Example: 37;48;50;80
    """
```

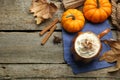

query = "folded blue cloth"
62;20;115;74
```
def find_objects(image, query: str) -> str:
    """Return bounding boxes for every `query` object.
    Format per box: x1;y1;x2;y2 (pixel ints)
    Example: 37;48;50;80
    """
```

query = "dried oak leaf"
108;55;120;73
100;50;117;63
100;39;120;72
30;0;58;24
103;39;120;49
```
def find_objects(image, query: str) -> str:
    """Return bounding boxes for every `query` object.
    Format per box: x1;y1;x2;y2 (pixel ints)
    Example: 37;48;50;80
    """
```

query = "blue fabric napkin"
62;20;115;74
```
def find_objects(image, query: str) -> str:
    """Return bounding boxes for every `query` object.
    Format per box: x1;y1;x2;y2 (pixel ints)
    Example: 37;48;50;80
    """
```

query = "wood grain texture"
117;31;120;40
0;64;120;78
60;0;85;9
0;0;119;79
112;30;118;39
0;31;117;63
0;0;115;30
3;78;119;80
1;77;119;80
0;0;63;30
0;32;64;63
15;78;97;80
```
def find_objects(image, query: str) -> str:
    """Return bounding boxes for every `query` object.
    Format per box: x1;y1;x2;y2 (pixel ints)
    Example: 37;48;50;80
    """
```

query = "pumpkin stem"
96;0;100;8
66;14;75;20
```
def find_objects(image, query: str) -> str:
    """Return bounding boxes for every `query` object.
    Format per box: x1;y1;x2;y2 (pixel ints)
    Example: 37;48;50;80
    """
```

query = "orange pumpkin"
83;0;112;23
61;9;85;33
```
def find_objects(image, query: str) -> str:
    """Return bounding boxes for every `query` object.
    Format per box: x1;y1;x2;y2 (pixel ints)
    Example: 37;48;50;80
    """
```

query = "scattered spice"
1;66;6;69
81;39;92;50
100;39;120;72
53;35;62;44
29;0;58;24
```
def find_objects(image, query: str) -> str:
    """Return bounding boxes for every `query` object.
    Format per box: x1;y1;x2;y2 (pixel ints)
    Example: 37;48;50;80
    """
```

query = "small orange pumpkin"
83;0;112;23
61;9;85;33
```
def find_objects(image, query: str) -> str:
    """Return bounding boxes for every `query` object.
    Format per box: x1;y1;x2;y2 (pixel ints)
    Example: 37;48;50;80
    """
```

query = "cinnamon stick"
40;18;59;36
41;25;57;45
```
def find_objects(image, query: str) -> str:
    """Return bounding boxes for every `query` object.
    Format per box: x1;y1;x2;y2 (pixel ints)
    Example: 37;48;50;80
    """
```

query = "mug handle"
97;28;111;39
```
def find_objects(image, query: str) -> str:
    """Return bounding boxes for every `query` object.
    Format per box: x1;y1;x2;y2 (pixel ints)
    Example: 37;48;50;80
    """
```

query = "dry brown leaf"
111;47;120;55
100;50;117;63
100;39;120;72
30;0;58;24
103;39;120;49
108;56;120;73
108;67;119;73
116;55;120;68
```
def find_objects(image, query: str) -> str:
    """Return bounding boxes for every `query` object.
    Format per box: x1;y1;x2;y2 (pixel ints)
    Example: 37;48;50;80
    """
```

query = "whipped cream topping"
74;32;101;58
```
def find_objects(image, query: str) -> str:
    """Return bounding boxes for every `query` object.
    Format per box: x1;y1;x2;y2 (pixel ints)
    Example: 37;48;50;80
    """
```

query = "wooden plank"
15;77;120;80
0;32;64;63
14;78;119;80
111;30;117;39
0;0;63;30
96;78;119;80
2;77;119;80
15;78;97;80
0;0;116;30
0;64;120;78
0;77;118;80
0;30;117;63
117;31;120;40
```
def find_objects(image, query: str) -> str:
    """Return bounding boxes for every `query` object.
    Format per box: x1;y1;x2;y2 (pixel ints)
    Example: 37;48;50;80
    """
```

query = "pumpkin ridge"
101;2;111;7
76;15;85;22
100;8;108;21
73;21;77;32
101;1;111;10
100;0;109;4
78;21;84;30
77;18;85;23
64;21;72;32
83;5;96;12
85;0;96;6
72;21;77;32
91;9;100;23
99;9;104;22
101;2;109;5
85;9;97;20
101;7;111;16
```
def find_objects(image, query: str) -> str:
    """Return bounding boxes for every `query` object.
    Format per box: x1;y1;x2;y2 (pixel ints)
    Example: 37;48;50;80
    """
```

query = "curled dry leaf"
103;39;120;49
100;50;117;63
100;39;120;72
117;58;120;69
30;0;58;24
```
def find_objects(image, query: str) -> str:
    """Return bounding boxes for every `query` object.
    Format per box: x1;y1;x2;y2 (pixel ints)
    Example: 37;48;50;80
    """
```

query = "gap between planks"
0;32;64;63
0;64;120;78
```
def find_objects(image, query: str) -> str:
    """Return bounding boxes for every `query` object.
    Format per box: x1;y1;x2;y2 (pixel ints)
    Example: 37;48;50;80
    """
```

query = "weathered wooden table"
0;0;120;80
